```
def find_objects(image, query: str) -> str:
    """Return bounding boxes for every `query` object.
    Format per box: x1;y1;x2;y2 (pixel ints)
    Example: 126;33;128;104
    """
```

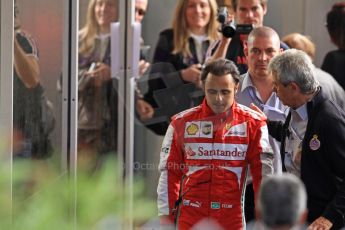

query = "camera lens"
222;25;236;38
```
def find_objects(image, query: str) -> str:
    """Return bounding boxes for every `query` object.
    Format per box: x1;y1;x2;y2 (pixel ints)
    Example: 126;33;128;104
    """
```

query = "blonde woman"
78;0;118;156
144;0;219;135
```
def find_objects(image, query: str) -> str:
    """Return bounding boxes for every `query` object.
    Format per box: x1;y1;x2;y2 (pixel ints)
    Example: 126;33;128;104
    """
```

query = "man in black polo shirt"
209;0;288;74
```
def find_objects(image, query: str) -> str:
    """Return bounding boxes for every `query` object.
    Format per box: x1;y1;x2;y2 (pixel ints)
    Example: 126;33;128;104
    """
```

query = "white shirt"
236;73;288;175
284;104;308;177
190;33;208;64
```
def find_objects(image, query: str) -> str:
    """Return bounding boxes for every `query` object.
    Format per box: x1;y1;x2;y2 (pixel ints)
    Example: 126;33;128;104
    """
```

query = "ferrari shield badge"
309;134;320;151
225;122;232;131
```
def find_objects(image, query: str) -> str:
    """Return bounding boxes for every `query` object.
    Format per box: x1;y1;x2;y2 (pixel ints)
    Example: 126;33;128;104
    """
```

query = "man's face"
185;0;211;32
272;72;296;108
235;0;267;27
204;74;238;114
135;0;148;23
245;35;281;79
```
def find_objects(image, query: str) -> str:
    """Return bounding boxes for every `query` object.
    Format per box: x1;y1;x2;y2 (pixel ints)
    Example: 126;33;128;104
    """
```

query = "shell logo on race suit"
185;122;199;136
185;121;213;138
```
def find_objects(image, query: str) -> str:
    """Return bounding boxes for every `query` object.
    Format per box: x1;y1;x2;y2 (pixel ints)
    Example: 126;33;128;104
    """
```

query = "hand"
221;32;233;43
180;64;202;86
136;99;154;121
307;217;333;230
159;215;174;228
86;62;111;87
87;62;111;80
139;60;150;76
249;103;266;118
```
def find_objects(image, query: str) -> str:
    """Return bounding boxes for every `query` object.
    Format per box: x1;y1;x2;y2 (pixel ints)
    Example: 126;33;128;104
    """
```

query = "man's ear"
298;209;308;226
289;81;300;91
262;2;268;15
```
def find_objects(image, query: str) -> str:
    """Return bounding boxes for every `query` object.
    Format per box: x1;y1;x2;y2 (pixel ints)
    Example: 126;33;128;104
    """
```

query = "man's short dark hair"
326;2;345;49
201;58;240;83
231;0;267;11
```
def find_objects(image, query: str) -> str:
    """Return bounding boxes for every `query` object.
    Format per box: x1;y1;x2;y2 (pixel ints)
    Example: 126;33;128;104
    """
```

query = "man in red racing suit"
157;59;274;229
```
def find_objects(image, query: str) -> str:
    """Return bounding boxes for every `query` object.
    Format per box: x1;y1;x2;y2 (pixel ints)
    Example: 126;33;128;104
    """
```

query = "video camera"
217;7;253;38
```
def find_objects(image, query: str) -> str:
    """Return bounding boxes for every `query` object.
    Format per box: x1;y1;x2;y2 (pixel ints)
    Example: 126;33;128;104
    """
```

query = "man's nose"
216;92;223;101
259;51;268;61
246;10;254;18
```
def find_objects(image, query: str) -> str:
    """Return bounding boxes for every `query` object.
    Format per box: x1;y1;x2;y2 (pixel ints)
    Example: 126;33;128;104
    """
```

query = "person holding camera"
208;0;288;74
143;0;220;135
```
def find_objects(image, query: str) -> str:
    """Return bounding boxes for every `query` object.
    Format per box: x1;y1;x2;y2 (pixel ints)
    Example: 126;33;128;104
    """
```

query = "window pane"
12;0;66;227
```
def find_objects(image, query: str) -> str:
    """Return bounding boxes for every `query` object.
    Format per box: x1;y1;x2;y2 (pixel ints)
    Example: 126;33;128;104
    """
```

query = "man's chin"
256;70;269;77
211;106;226;114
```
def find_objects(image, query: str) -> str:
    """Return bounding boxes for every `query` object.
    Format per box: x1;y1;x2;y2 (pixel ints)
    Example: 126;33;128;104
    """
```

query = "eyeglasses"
135;8;146;16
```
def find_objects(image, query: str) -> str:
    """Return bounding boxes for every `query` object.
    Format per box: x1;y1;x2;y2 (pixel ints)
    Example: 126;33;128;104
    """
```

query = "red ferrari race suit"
157;100;274;229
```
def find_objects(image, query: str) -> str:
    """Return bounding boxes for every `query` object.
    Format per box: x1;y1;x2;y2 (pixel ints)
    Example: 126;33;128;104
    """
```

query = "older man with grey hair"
256;174;307;230
261;49;345;230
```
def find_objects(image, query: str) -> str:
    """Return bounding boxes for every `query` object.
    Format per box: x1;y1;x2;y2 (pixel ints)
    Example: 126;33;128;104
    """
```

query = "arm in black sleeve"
267;120;285;142
321;52;336;77
322;111;345;227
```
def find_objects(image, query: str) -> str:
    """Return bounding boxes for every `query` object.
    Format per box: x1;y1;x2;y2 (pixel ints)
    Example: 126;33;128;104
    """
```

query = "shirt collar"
292;103;308;121
240;72;255;92
96;33;110;40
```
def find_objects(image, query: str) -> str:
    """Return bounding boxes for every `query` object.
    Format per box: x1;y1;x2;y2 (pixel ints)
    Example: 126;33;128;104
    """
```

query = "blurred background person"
13;0;54;159
254;174;308;230
143;0;220;135
321;2;345;91
77;0;118;162
134;0;155;121
283;33;345;108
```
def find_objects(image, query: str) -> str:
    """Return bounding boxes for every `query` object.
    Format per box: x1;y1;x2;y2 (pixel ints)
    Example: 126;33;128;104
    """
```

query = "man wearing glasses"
265;49;345;229
135;0;147;22
134;0;155;121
